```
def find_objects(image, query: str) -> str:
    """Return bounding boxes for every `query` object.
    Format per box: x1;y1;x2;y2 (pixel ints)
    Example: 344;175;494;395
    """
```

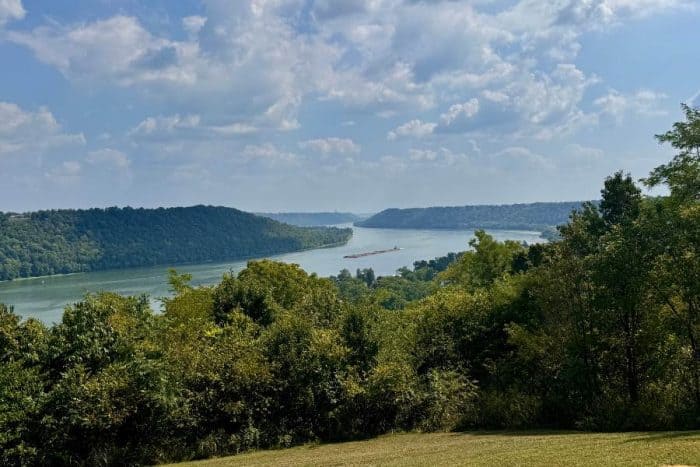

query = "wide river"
0;225;544;323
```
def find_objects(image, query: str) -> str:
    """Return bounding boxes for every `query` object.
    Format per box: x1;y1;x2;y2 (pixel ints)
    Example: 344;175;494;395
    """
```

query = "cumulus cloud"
242;143;299;167
182;15;207;36
0;102;85;156
299;137;360;155
594;89;668;122
2;0;691;210
408;147;468;166
440;99;480;126
7;0;683;140
493;146;554;170
600;0;696;19
210;122;258;136
86;148;131;169
128;114;260;142
129;114;201;138
0;0;24;27
44;160;82;185
444;63;598;139
8;16;199;86
387;119;437;140
436;98;480;132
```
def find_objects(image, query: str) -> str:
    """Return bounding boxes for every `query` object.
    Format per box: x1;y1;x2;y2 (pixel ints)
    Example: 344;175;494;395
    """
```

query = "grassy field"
172;431;700;466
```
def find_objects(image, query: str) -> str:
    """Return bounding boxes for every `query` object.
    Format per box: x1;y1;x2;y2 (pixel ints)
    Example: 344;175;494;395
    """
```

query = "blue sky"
0;0;698;212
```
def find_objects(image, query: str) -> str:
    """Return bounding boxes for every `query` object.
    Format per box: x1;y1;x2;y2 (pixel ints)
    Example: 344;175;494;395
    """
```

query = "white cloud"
409;148;438;162
0;102;85;156
594;89;668;122
461;63;598;139
182;15;207;36
408;147;468;166
3;0;690;203
601;0;696;19
299;137;360;155
0;0;24;27
8;0;680;139
242;143;298;167
387;119;437;140
436;98;481;133
494;146;554;170
440;99;480;126
128;114;260;142
210;122;258;136
129;114;201;139
378;155;407;174
86;148;131;169
8;16;199;86
45;160;82;185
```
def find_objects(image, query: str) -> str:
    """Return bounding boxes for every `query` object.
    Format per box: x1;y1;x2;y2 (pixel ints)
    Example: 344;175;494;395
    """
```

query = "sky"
0;0;698;213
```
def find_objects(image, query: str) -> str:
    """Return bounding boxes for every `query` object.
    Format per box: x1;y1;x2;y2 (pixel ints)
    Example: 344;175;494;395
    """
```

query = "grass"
170;431;700;466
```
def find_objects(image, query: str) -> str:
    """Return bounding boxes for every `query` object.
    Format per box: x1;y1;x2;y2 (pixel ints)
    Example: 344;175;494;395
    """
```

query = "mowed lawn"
172;431;700;466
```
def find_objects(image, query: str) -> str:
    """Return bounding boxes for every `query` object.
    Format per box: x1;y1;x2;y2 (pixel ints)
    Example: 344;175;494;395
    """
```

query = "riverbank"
0;227;544;323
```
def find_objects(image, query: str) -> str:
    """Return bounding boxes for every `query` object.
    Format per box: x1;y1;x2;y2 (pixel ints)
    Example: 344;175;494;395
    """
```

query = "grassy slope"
171;431;700;467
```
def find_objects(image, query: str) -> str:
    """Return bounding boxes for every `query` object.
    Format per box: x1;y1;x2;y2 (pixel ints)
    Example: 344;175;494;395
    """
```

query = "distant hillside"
0;206;352;281
257;212;366;226
355;202;591;231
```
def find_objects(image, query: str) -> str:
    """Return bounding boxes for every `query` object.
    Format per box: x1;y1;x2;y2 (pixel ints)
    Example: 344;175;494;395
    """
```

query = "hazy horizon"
1;0;697;212
1;199;597;215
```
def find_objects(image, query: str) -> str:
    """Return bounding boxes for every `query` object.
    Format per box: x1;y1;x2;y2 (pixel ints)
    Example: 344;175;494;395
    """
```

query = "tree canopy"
0;206;352;281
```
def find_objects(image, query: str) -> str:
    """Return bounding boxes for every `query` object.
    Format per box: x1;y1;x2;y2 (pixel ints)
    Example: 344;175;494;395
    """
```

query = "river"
0;225;545;323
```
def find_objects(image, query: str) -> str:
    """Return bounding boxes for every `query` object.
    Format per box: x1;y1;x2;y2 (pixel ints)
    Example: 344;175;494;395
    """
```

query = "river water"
0;225;544;323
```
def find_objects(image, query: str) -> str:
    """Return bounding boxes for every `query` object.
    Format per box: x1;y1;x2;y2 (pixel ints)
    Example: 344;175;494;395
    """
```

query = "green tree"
440;230;524;290
644;103;700;412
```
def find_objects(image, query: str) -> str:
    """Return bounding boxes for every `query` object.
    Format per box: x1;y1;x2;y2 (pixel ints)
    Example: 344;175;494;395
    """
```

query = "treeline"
1;107;699;465
0;206;352;281
356;201;590;231
257;212;365;226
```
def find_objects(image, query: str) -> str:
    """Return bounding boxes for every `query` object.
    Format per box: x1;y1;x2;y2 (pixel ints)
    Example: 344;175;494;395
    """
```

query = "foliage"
0;206;352;281
356;201;589;230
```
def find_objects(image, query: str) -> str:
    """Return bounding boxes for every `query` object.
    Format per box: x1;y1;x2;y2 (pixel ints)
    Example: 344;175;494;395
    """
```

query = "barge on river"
344;246;401;259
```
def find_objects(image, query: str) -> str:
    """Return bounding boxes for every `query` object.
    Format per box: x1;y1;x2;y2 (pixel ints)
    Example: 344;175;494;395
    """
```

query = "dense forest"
356;201;590;231
1;106;700;465
257;212;366;226
0;206;352;281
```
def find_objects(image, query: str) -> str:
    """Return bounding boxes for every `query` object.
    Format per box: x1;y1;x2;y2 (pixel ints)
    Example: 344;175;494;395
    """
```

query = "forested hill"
355;201;591;231
257;212;366;226
0;206;352;281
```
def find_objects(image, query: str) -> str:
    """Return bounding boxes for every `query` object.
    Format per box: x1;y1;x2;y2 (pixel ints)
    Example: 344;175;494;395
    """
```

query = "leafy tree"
600;171;641;227
647;103;700;201
440;230;525;289
644;103;700;412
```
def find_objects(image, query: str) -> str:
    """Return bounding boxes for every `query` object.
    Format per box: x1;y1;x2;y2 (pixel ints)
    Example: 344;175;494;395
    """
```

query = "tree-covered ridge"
356;201;591;231
257;212;366;226
0;206;352;281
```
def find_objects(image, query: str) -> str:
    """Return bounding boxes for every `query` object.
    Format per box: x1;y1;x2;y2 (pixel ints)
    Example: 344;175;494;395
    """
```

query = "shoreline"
0;235;353;285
